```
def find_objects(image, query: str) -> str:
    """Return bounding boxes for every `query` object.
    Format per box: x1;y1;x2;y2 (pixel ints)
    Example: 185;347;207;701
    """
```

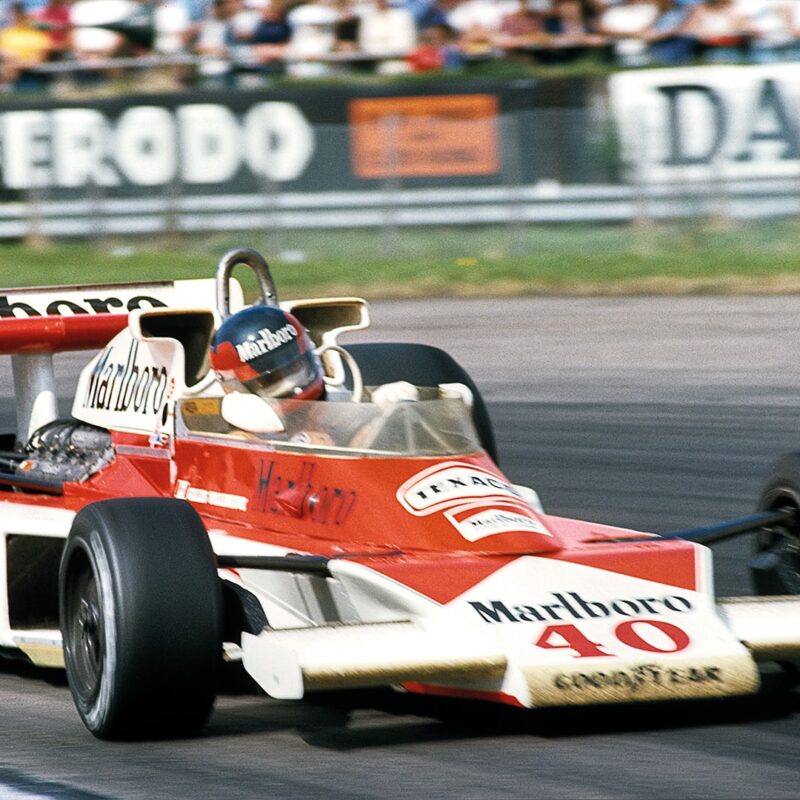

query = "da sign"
610;65;800;183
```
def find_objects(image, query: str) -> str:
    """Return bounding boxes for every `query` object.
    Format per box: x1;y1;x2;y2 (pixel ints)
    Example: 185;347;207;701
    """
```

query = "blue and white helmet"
209;306;324;400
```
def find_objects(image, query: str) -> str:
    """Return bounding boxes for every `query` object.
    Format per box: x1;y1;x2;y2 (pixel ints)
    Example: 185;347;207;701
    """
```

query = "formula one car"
0;248;798;740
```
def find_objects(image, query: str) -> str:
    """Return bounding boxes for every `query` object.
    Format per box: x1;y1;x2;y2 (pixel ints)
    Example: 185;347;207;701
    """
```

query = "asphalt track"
1;297;799;799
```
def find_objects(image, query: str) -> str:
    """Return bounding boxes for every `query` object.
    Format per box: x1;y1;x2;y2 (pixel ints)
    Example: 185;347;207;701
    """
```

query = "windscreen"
178;393;482;457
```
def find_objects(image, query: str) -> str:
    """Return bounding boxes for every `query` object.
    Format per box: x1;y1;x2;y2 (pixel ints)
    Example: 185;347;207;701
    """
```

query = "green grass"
2;219;800;299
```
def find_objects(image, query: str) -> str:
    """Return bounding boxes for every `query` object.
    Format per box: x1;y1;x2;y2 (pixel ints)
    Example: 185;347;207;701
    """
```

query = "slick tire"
59;498;222;740
753;452;800;596
345;342;498;464
754;453;800;681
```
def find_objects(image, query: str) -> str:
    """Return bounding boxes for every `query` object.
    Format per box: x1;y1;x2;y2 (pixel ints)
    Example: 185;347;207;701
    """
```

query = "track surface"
1;297;799;799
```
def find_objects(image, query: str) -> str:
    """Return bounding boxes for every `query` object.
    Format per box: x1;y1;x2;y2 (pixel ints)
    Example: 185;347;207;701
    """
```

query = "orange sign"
349;94;500;179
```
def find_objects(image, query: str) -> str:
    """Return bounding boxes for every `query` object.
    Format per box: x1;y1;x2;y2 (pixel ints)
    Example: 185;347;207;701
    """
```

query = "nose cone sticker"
397;461;551;542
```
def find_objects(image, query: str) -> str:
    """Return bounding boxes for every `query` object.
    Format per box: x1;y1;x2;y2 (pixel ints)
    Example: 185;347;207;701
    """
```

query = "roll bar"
216;248;279;321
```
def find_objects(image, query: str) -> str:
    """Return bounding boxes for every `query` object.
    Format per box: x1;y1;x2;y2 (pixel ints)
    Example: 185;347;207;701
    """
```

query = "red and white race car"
0;248;798;740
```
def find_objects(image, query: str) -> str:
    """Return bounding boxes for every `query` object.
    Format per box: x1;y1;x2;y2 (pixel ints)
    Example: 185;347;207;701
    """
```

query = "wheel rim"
759;498;800;594
65;557;105;704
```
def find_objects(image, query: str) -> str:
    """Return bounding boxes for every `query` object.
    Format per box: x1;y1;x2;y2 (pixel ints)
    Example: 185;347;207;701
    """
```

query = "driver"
209;305;325;401
208;304;474;448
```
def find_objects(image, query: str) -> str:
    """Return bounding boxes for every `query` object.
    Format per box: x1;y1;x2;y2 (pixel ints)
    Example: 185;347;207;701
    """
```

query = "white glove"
371;380;419;409
438;382;473;407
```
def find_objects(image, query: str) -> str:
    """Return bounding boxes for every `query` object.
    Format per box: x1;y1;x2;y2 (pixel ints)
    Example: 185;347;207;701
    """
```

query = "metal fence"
2;66;799;241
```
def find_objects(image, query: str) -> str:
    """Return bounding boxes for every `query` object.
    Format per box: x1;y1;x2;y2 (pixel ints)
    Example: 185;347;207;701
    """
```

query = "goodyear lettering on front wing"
438;557;760;705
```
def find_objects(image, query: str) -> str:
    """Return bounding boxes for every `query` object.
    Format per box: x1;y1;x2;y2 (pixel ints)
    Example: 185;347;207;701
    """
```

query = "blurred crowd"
2;0;800;89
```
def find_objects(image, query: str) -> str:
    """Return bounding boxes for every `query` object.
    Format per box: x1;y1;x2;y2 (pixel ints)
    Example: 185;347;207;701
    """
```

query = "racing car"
0;247;798;740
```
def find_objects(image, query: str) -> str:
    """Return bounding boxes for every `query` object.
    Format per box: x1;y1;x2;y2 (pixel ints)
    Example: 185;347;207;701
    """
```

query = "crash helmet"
209;305;324;400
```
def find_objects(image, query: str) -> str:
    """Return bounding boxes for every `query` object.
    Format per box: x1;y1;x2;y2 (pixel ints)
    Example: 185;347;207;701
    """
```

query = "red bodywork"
18;426;701;603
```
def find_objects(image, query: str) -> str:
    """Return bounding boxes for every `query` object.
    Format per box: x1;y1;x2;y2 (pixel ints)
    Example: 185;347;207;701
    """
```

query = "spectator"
791;1;800;59
492;1;549;50
417;0;461;29
583;0;621;28
548;0;604;45
738;0;793;63
191;0;257;55
446;0;521;53
407;21;463;69
683;0;750;62
70;0;143;61
357;0;417;72
32;0;72;59
641;0;696;63
596;0;658;36
154;0;194;54
596;0;659;64
0;1;53;89
330;0;362;51
250;0;292;63
189;0;259;83
284;1;337;76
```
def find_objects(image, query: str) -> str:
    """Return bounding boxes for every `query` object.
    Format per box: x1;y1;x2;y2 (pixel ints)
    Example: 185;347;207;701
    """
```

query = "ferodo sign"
0;101;314;189
610;64;800;183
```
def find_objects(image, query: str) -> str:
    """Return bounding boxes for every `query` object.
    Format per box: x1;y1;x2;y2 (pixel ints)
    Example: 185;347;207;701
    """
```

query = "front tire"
59;498;222;739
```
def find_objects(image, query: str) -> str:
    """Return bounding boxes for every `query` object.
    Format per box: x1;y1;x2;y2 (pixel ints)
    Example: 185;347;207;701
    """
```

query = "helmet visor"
238;351;321;400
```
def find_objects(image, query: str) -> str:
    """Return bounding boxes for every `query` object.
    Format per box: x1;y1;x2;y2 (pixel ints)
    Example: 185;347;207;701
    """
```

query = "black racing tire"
753;453;800;596
344;342;498;464
59;498;222;740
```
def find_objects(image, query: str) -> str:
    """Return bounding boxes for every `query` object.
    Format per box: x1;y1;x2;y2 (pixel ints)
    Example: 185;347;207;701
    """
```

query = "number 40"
534;620;691;658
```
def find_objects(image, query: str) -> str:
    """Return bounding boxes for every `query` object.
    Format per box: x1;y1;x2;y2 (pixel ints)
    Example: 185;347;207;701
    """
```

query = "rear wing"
0;279;225;354
0;278;237;444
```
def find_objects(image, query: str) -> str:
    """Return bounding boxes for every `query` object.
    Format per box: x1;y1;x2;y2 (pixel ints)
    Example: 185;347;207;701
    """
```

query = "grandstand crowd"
1;0;800;89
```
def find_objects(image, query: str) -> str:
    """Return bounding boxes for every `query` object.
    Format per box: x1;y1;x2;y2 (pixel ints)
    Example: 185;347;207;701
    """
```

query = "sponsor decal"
445;502;550;542
553;664;723;693
349;94;500;179
174;479;248;511
82;341;169;416
398;462;525;515
0;102;314;190
610;65;800;183
0;292;167;319
468;592;693;624
236;323;297;362
256;459;357;525
397;461;548;542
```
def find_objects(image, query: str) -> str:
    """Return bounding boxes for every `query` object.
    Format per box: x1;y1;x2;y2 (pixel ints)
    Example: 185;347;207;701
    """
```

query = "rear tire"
59;498;222;740
345;342;498;464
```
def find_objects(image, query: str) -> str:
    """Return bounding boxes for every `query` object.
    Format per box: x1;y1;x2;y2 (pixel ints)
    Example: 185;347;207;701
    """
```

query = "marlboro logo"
82;340;169;416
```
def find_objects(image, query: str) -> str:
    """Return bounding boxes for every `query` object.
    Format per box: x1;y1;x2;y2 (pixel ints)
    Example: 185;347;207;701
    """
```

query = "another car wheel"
345;342;498;464
59;497;222;740
753;453;800;596
753;453;800;680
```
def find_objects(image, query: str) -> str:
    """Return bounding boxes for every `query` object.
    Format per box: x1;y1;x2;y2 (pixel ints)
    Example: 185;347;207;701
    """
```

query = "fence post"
503;111;527;256
24;183;49;249
87;177;108;249
379;114;401;256
161;156;183;246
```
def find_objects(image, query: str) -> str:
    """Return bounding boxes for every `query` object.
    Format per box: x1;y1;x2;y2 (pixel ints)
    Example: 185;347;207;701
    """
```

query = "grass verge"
1;220;800;299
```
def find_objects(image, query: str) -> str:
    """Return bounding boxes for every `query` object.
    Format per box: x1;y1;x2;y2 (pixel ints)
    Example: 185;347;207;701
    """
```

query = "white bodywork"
2;491;799;708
